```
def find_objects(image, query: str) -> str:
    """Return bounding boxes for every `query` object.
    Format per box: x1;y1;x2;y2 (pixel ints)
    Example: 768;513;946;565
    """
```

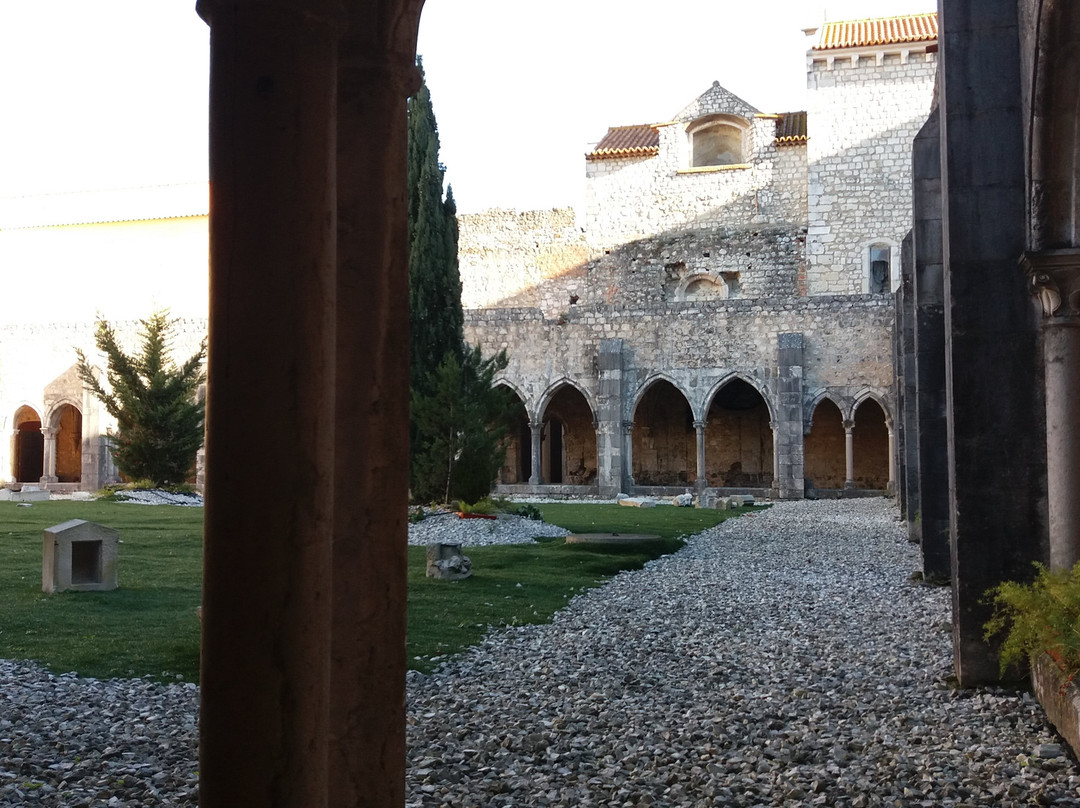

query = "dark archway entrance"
495;387;530;485
54;404;83;483
13;406;44;483
632;380;693;486
705;378;773;488
804;398;845;489
853;398;889;489
540;385;596;485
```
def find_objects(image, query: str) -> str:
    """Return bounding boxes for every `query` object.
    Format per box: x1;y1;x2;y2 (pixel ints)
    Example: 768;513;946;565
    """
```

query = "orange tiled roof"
814;12;937;51
775;111;807;145
587;124;660;160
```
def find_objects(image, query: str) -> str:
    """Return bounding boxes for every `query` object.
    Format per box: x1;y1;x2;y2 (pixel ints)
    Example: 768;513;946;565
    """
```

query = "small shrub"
513;503;543;522
984;562;1080;677
459;497;496;516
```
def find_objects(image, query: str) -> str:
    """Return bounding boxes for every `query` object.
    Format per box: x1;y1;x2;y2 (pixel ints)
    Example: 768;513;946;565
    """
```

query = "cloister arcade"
9;401;82;486
495;375;889;496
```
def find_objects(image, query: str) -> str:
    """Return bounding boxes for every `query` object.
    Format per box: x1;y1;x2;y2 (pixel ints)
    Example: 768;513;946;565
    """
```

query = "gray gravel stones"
405;499;1080;807
409;512;570;546
0;662;198;807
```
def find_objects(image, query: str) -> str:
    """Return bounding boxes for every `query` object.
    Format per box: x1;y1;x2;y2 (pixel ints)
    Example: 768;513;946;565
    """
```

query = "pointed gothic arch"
537;382;597;485
631;377;694;487
804;396;846;490
704;376;774;488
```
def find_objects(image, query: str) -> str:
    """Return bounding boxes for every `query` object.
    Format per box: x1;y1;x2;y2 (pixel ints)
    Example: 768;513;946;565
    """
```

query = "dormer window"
687;115;749;167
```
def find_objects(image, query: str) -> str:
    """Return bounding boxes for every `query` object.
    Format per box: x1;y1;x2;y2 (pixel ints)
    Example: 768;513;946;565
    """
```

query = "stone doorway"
53;404;83;483
13;406;43;483
632;380;694;487
496;387;530;484
705;378;773;488
853;398;889;489
540;385;597;485
805;398;846;489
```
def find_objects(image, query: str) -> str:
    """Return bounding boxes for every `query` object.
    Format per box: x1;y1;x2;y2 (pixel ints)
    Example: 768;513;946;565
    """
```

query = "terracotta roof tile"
814;12;937;51
775;111;807;145
587;124;660;161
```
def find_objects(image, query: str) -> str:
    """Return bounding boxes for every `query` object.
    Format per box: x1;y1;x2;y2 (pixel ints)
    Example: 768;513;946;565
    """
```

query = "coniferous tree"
407;59;513;503
407;58;463;392
75;311;206;487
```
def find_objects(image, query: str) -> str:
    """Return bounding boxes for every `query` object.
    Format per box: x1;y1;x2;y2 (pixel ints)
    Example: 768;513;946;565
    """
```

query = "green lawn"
0;499;752;681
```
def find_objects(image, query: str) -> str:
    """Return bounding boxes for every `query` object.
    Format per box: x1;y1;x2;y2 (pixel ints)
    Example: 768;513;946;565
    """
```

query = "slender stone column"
39;427;57;485
770;421;780;488
843;421;855;489
623;422;635;490
886;418;896;494
693;420;706;491
196;2;342;805
529;421;543;485
1023;250;1080;571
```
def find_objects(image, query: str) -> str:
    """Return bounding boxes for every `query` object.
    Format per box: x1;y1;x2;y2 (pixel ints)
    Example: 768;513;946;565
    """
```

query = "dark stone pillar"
940;0;1048;686
775;333;805;499
897;230;919;536
197;0;342;803
330;29;419;808
596;338;625;497
912;107;951;580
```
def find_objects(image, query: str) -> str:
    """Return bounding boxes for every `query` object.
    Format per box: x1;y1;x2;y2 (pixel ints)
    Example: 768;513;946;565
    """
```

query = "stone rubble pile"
405;500;1080;807
409;512;570;547
2;499;1079;807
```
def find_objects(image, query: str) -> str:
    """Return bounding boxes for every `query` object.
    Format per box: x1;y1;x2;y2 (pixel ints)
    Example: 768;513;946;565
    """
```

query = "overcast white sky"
0;0;935;214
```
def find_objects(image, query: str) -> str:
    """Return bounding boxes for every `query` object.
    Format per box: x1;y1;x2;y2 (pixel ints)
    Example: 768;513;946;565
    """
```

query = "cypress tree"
407;58;463;391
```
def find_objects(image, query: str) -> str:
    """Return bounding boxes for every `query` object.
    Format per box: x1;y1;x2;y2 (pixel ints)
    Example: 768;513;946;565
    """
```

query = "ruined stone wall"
471;225;805;318
457;209;593;310
806;48;937;294
583;118;807;252
464;296;895;423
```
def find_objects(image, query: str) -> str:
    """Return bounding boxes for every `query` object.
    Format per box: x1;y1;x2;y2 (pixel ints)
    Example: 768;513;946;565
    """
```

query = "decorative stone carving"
425;543;472;581
1021;249;1080;317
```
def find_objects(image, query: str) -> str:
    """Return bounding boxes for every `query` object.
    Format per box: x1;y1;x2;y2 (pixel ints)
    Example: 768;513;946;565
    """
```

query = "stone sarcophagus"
42;519;119;594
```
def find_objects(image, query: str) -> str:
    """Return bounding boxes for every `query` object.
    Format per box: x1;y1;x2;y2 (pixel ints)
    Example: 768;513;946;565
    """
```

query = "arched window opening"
684;277;726;300
633;380;694;486
12;406;44;483
540;386;596;485
705;379;773;488
868;243;891;293
853;399;889;489
692;124;743;167
804;399;845;490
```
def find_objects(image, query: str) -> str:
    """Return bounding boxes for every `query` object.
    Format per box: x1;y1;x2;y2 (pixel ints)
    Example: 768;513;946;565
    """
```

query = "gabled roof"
587;125;660;161
775;111;807;146
814;12;937;51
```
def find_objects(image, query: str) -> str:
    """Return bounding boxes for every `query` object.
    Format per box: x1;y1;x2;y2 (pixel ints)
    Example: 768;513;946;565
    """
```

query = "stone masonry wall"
806;48;937;295
464;296;895;426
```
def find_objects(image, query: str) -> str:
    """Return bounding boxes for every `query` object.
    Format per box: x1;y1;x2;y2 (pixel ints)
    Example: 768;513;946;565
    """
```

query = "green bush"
984;562;1080;676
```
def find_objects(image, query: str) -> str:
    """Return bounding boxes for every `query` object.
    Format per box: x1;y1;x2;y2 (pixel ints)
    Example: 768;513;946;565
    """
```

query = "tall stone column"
529;421;543;486
1023;250;1080;572
595;339;625;497
774;332;806;499
623;422;635;490
843;421;855;489
770;422;780;489
196;1;342;804
330;20;420;806
886;418;896;494
39;427;57;485
693;420;706;492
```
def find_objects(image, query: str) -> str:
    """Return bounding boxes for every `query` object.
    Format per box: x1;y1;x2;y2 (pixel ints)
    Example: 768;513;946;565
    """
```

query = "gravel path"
2;499;1079;806
405;499;1080;807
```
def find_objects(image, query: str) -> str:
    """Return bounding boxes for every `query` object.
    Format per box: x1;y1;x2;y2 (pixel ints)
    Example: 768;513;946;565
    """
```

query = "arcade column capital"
622;422;634;434
1021;249;1080;318
692;420;706;431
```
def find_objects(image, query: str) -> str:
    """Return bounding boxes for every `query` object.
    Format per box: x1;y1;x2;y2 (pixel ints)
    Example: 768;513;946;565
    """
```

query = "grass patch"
0;501;203;682
0;499;756;681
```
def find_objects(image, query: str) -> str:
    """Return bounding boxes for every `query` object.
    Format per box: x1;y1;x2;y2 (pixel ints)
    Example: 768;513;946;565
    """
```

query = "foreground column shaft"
198;4;340;805
330;48;416;807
